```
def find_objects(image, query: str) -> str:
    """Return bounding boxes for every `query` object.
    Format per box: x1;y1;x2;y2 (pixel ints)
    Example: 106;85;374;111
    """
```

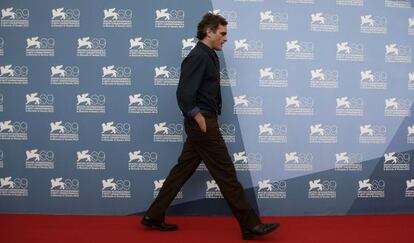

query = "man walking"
141;13;280;240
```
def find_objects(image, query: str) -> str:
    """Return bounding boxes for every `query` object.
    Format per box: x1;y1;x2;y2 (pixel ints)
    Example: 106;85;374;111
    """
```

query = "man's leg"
145;138;202;223
189;116;261;230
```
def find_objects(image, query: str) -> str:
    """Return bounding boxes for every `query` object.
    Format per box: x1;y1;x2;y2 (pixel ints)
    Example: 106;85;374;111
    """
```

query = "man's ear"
205;27;212;37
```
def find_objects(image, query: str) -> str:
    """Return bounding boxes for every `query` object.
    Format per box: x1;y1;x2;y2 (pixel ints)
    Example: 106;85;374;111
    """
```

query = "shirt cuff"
187;106;200;117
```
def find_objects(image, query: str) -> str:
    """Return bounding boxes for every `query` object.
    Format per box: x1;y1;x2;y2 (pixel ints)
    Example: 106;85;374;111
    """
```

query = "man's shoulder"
187;47;209;58
184;48;209;63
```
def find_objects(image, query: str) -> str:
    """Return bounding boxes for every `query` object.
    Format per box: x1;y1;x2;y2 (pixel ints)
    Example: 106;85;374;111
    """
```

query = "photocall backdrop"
0;0;413;216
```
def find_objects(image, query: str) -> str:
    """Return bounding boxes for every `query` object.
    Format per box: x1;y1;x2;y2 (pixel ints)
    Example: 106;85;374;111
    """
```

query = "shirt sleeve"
176;53;207;117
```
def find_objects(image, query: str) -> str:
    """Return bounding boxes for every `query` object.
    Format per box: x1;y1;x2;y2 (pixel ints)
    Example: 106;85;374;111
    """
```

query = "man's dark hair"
197;13;228;40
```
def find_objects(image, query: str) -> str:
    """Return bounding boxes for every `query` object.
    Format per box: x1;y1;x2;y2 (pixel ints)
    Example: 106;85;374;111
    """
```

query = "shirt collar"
197;41;217;57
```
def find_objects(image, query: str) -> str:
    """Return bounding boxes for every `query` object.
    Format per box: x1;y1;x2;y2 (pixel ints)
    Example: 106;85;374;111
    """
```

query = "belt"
200;110;217;117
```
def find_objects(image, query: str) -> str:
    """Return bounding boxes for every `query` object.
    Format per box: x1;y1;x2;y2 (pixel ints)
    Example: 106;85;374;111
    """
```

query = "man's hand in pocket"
194;112;207;133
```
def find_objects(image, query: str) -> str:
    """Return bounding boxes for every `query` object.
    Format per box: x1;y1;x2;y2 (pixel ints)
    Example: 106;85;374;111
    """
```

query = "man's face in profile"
209;24;227;51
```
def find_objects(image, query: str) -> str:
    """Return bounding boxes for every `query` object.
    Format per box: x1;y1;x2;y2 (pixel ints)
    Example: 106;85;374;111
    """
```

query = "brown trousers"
145;112;261;229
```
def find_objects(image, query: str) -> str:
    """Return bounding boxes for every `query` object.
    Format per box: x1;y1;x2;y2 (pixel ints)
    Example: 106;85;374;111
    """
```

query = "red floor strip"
0;214;413;243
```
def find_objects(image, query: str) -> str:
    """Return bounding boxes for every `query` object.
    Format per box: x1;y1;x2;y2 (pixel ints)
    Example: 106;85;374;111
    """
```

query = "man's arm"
176;54;206;115
176;54;207;132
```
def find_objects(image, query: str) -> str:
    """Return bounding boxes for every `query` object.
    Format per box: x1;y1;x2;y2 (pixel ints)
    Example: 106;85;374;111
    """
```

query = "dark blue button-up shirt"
176;41;222;117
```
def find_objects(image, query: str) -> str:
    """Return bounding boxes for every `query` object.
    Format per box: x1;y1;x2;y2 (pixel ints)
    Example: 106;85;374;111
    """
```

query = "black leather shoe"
242;223;280;240
141;216;178;231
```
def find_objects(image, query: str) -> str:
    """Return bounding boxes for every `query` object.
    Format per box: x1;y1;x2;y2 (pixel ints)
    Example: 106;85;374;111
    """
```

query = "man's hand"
194;112;207;133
